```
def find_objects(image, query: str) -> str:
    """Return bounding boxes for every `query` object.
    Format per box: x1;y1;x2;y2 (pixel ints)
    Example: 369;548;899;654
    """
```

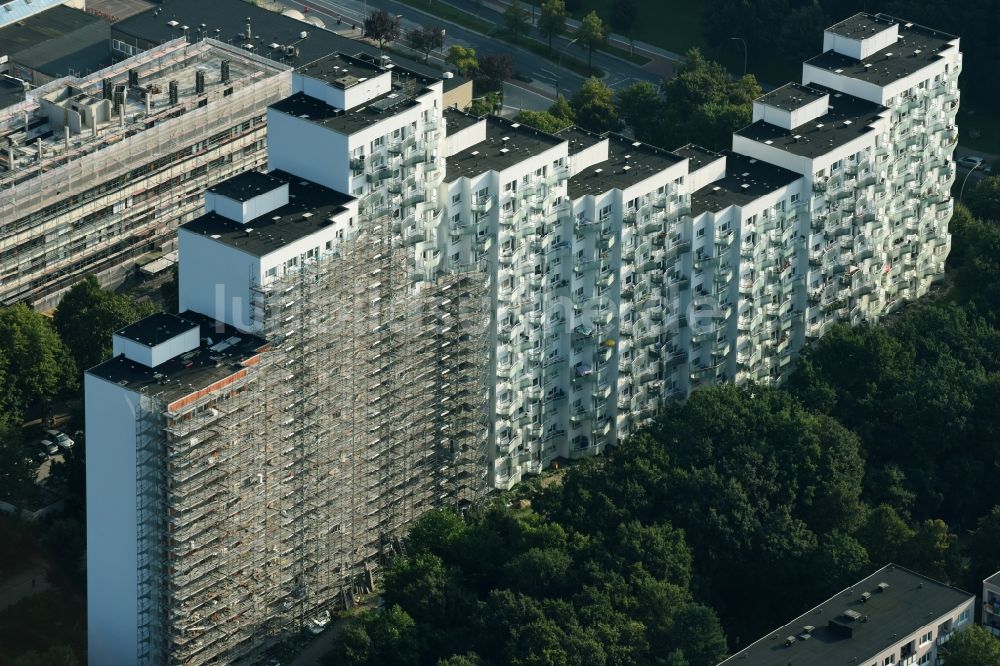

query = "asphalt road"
279;0;658;101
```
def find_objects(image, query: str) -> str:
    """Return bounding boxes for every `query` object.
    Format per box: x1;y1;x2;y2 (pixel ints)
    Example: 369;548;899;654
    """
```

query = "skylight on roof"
632;141;641;147
835;68;844;73
741;184;750;189
511;122;521;128
764;139;773;145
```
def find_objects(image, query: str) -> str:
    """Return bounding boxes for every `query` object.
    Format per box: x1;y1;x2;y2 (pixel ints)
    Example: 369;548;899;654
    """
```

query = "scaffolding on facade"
133;213;489;665
0;38;292;307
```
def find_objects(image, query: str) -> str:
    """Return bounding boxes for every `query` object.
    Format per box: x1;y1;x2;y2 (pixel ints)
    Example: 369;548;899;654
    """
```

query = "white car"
46;429;74;450
39;439;59;456
958;155;985;169
307;610;332;634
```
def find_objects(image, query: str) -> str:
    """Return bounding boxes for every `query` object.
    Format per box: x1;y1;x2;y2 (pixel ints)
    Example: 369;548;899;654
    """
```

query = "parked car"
958;155;985;169
33;449;49;463
39;439;59;456
45;429;74;450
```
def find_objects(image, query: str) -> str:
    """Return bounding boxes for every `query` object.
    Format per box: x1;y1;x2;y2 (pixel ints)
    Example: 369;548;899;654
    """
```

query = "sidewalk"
0;568;51;612
470;0;682;78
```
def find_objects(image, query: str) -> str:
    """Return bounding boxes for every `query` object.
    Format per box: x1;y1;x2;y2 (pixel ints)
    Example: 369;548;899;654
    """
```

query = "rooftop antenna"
246;17;252;40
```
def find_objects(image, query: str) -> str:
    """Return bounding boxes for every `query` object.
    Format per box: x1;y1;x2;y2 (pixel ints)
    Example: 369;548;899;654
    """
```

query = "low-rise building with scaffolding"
0;37;291;309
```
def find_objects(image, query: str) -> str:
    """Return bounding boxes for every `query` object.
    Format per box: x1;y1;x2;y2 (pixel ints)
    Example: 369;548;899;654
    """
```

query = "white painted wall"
86;374;140;666
267;109;350;192
823;22;898;60
685;154;727;192
205;183;289;224
294;69;392;111
568;138;609;176
112;326;199;368
178;229;260;333
754;93;831;130
442;119;487;157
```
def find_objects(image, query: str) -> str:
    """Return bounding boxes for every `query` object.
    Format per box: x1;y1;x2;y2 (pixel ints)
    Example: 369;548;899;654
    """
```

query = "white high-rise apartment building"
85;13;960;663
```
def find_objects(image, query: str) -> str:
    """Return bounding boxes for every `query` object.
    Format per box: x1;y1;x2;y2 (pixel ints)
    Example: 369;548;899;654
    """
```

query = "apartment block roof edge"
718;563;975;666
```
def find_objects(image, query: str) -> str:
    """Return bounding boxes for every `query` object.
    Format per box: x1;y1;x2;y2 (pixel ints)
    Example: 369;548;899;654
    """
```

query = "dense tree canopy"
53;276;159;373
940;625;1000;665
0;304;76;418
328;157;1000;665
446;45;479;78
570;77;619;133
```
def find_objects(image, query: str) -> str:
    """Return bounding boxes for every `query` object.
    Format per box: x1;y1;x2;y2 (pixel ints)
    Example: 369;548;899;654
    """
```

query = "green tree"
53;276;159;372
537;0;566;51
967;175;1000;222
446;45;479;78
856;504;915;567
0;423;34;502
904;519;958;582
969;506;1000;590
0;303;76;416
436;655;482;666
570;77;619;133
514;110;572;134
939;624;1000;665
576;11;605;68
548;95;575;123
503;0;530;39
616;81;663;143
364;9;401;49
657;48;761;150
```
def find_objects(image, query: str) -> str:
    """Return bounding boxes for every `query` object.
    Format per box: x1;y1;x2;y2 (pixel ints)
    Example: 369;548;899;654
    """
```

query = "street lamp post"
959;160;982;204
729;37;747;76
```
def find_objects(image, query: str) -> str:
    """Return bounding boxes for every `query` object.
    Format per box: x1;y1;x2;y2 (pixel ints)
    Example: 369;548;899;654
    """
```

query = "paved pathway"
0;568;51;612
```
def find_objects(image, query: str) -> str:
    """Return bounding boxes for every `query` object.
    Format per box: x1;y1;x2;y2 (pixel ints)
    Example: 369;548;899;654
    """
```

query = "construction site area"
0;37;291;309
127;215;491;664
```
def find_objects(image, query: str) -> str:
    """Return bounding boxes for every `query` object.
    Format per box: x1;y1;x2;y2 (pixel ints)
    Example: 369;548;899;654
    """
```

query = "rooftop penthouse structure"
86;13;961;664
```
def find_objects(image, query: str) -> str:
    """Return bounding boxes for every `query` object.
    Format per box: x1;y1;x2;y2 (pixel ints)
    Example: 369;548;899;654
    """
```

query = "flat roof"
568;134;684;198
296;52;384;89
0;5;111;77
690;151;801;216
88;310;266;403
442;108;483;135
112;0;466;87
734;86;886;159
0;39;289;191
270;63;434;134
673;143;723;171
719;564;974;666
208;170;286;202
757;82;827;112
556;126;606;154
985;571;1000;587
115;312;198;347
825;12;897;39
806;14;958;87
445;115;565;181
0;5;102;54
181;169;354;257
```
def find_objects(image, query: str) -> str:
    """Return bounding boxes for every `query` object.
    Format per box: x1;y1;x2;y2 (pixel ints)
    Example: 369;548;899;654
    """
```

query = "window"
266;267;277;278
697;228;705;237
883;655;895;665
918;654;930;665
919;631;932;645
957;609;970;625
790;193;800;204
